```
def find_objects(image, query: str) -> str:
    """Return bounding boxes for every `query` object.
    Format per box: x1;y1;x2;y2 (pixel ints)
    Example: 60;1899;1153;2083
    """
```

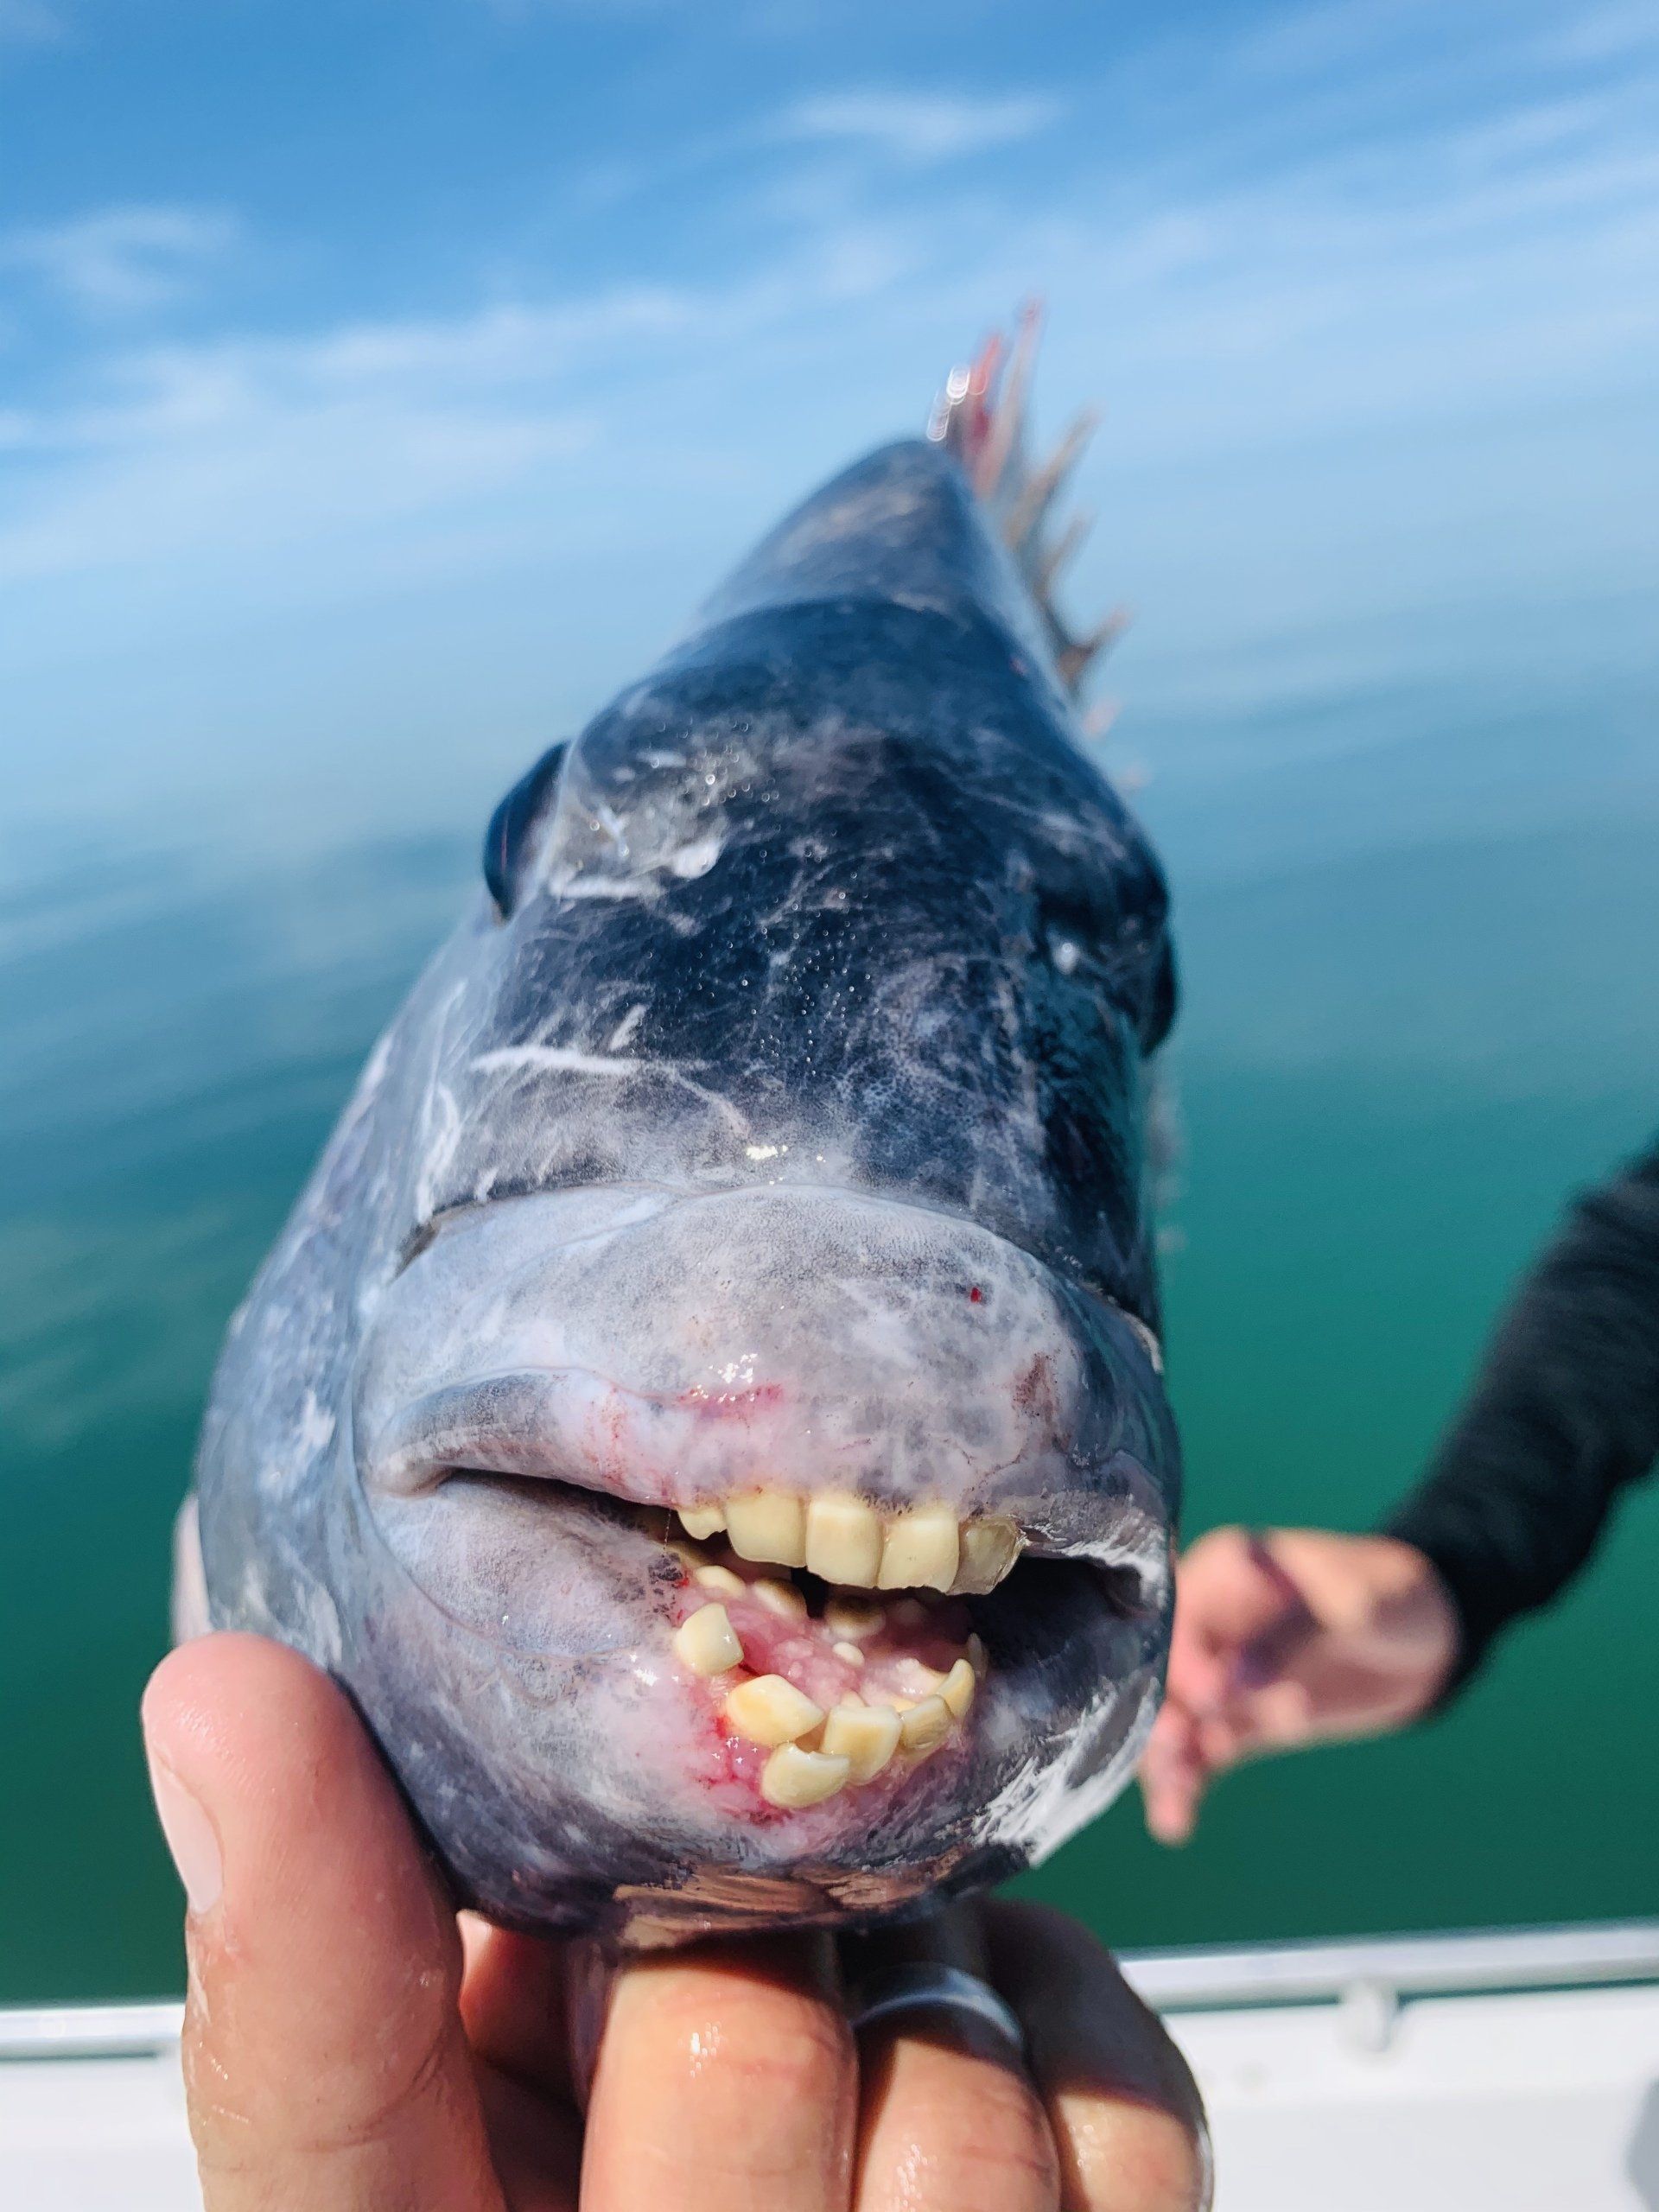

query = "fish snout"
340;1181;1174;1925
356;1183;1171;1603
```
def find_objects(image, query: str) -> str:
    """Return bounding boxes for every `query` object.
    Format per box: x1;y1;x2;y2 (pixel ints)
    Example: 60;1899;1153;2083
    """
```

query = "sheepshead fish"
181;325;1181;1942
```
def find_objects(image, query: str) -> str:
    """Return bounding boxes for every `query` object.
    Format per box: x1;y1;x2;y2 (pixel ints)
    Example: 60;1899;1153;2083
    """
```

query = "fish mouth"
353;1181;1175;1838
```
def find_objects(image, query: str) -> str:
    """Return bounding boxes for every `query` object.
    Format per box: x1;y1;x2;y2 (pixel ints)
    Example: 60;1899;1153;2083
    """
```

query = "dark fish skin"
185;430;1182;1944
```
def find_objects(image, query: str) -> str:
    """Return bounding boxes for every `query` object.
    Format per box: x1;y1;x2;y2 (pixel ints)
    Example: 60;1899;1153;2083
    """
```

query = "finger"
461;1916;576;2105
984;1904;1209;2212
581;1931;858;2212
1160;1608;1231;1717
1193;1674;1316;1778
473;2066;582;2212
1163;1529;1301;1719
1142;1655;1316;1846
1226;1536;1319;1694
460;1919;583;2212
1236;1678;1316;1745
1192;1711;1249;1771
1138;1706;1207;1846
845;1910;1058;2212
141;1631;503;2212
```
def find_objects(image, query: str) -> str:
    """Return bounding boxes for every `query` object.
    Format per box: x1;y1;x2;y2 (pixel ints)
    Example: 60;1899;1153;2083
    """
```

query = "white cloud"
770;88;1061;165
0;215;923;588
0;0;1656;659
3;204;238;313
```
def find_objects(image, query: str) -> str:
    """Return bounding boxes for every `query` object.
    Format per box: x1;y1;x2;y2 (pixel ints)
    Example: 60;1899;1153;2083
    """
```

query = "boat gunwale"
6;1918;1659;2058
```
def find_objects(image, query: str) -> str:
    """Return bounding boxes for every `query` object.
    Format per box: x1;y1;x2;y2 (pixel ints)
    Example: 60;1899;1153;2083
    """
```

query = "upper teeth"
725;1492;807;1568
672;1492;1022;1595
805;1492;884;1586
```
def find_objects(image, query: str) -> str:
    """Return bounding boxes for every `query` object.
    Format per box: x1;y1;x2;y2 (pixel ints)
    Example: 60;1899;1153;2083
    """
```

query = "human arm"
1141;1136;1659;1844
1384;1135;1659;1694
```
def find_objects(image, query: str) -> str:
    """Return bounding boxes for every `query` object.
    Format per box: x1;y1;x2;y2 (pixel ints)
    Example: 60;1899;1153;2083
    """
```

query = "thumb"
142;1632;503;2212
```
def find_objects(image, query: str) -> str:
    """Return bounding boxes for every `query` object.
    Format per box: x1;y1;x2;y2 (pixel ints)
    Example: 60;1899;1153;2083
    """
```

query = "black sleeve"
1383;1135;1659;1699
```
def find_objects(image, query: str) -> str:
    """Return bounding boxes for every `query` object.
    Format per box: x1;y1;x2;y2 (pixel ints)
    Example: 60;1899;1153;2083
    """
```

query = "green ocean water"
3;636;1656;2004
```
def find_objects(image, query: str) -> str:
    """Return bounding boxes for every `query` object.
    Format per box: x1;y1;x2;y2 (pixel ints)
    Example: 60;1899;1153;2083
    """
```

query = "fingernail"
146;1752;223;1916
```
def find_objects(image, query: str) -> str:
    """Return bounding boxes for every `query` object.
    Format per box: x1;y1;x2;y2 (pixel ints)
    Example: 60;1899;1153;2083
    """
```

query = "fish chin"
334;1182;1175;1940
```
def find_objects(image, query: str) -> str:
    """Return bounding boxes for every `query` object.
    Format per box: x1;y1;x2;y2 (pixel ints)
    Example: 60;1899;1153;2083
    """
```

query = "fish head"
198;440;1180;1940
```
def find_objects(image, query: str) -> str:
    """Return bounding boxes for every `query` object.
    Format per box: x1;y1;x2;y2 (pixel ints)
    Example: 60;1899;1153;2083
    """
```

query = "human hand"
142;1631;1210;2211
1141;1527;1459;1846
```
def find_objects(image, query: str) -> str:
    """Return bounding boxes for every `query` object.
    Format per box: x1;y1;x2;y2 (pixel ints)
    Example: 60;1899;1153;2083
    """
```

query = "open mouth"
655;1506;1155;1815
375;1451;1162;1831
352;1181;1173;1842
647;1506;989;1811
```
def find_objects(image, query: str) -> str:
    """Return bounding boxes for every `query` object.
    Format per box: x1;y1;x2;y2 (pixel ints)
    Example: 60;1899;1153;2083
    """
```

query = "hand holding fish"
1140;1528;1460;1846
142;1631;1210;2211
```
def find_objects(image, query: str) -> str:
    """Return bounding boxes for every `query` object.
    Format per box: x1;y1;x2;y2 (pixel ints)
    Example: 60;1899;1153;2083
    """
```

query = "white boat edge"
6;1921;1659;2209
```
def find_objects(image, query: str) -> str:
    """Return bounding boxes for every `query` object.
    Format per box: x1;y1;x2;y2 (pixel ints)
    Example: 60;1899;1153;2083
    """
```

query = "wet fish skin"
187;427;1181;1942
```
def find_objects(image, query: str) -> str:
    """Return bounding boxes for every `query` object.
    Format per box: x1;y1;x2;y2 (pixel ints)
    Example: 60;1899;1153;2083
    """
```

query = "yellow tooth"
939;1658;977;1719
877;1505;960;1592
760;1742;851;1808
726;1491;808;1568
821;1699;901;1784
804;1492;884;1586
951;1516;1022;1594
897;1694;953;1754
677;1503;726;1541
722;1673;824;1746
692;1563;746;1598
966;1632;988;1677
823;1595;885;1640
831;1640;866;1667
753;1577;809;1621
672;1603;742;1677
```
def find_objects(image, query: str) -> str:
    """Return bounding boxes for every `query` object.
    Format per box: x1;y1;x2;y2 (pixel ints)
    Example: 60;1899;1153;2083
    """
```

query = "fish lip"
356;1387;1172;1621
363;1349;1164;1494
360;1363;772;1500
355;1180;1177;1577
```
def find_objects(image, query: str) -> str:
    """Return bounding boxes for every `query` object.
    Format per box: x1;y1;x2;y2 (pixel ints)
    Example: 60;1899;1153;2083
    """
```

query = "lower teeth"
667;1535;983;1807
760;1742;850;1808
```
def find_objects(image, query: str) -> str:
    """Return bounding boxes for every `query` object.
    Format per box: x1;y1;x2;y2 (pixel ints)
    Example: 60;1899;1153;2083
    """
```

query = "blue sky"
3;0;1657;862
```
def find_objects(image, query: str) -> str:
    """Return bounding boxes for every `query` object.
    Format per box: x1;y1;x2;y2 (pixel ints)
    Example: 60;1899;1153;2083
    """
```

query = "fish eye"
1039;890;1178;1051
483;742;567;918
1037;886;1104;980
